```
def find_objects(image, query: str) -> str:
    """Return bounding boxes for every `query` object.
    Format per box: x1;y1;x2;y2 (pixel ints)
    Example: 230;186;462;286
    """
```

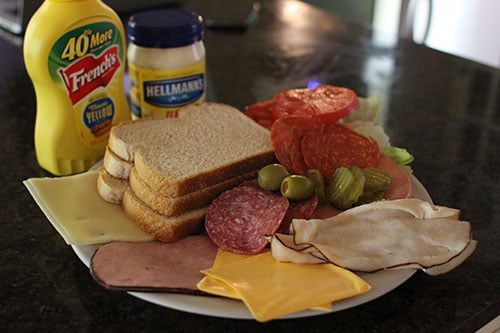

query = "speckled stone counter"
1;0;498;331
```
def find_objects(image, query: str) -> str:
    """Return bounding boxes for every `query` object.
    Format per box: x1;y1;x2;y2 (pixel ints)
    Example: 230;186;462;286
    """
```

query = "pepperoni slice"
301;122;380;181
270;117;323;176
244;99;274;129
272;85;359;122
205;180;289;254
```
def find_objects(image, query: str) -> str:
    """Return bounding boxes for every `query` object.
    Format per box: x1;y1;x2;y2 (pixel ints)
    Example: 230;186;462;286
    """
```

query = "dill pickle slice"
341;166;366;208
308;169;327;204
327;167;355;209
355;168;392;206
327;167;365;209
363;167;391;192
357;189;386;205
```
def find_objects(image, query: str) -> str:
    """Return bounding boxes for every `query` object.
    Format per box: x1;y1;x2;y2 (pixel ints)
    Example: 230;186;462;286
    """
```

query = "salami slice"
244;99;274;129
301;122;380;181
278;195;318;234
205;180;289;254
271;117;323;176
272;85;359;122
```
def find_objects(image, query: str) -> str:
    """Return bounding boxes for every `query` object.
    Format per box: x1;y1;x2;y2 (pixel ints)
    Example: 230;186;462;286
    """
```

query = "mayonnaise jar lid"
127;9;203;48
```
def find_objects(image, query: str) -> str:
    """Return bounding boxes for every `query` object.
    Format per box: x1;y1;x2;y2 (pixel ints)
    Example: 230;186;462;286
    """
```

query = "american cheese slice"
198;250;370;322
197;249;253;299
24;171;154;245
198;249;333;310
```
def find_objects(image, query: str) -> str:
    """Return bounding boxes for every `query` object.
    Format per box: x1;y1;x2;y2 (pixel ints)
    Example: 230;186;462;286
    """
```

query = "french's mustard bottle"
24;0;130;176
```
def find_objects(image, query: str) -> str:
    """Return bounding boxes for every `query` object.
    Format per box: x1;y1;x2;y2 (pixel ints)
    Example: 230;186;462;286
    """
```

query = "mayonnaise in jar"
127;9;206;118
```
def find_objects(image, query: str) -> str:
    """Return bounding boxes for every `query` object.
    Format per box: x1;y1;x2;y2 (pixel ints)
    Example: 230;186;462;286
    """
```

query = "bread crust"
134;150;276;197
122;188;206;242
129;167;259;217
97;167;128;204
103;146;133;179
110;102;275;196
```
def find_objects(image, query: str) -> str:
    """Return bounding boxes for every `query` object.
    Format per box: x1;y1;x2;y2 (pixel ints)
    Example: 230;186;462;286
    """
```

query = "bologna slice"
205;180;289;254
377;154;412;200
90;235;217;293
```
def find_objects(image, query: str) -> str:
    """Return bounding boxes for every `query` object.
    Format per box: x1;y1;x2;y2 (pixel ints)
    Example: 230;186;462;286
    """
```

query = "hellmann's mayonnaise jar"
23;0;130;176
127;9;206;118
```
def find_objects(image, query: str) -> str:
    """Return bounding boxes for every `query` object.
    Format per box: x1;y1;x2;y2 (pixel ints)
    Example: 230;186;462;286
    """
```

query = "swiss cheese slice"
198;250;370;322
24;171;154;245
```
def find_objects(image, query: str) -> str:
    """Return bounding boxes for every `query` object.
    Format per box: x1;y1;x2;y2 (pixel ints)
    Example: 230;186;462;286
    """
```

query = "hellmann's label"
49;22;124;147
128;61;205;118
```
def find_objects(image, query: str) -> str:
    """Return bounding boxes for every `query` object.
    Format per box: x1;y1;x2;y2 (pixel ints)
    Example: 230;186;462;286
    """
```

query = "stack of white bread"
97;102;276;242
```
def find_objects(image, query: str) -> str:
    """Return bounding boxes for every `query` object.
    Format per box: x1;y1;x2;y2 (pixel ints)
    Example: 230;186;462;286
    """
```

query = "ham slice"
269;199;477;275
90;235;217;293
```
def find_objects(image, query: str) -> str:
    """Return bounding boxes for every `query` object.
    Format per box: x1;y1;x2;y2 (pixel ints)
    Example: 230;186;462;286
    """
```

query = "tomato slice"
244;100;274;129
271;85;359;122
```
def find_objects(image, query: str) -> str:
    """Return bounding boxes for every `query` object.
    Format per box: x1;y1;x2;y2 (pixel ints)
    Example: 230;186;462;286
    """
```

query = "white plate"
71;175;431;320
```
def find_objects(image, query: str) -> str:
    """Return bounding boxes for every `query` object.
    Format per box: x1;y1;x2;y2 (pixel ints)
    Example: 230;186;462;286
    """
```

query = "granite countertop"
0;0;498;331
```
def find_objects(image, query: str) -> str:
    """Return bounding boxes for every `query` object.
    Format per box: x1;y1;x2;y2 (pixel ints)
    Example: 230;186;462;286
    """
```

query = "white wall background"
369;0;499;67
423;0;499;68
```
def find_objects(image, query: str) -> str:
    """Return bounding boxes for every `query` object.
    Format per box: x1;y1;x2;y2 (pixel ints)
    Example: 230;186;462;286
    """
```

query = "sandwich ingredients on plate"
24;85;477;322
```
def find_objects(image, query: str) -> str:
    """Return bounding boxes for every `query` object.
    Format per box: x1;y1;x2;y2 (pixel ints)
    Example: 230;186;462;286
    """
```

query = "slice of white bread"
122;188;206;242
97;167;128;204
129;167;258;217
103;146;133;179
108;102;276;197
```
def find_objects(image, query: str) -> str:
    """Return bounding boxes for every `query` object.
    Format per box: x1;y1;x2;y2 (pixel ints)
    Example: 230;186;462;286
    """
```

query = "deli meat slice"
301;122;380;181
271;117;380;179
205;180;289;254
270;116;324;176
90;235;217;293
270;199;477;275
278;195;318;234
377;154;412;200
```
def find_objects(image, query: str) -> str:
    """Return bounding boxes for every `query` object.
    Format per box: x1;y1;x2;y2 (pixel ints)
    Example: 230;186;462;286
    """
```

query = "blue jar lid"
127;9;203;48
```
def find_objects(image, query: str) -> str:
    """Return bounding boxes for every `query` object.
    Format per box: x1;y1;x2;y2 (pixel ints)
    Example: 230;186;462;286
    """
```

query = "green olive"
258;164;290;191
280;175;314;201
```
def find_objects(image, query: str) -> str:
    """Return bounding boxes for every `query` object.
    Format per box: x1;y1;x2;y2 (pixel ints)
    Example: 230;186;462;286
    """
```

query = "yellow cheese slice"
198;250;370;322
24;171;154;245
198;249;333;310
197;249;252;299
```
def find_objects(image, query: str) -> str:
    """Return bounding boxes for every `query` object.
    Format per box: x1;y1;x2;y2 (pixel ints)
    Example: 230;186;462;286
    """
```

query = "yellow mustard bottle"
24;0;130;176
